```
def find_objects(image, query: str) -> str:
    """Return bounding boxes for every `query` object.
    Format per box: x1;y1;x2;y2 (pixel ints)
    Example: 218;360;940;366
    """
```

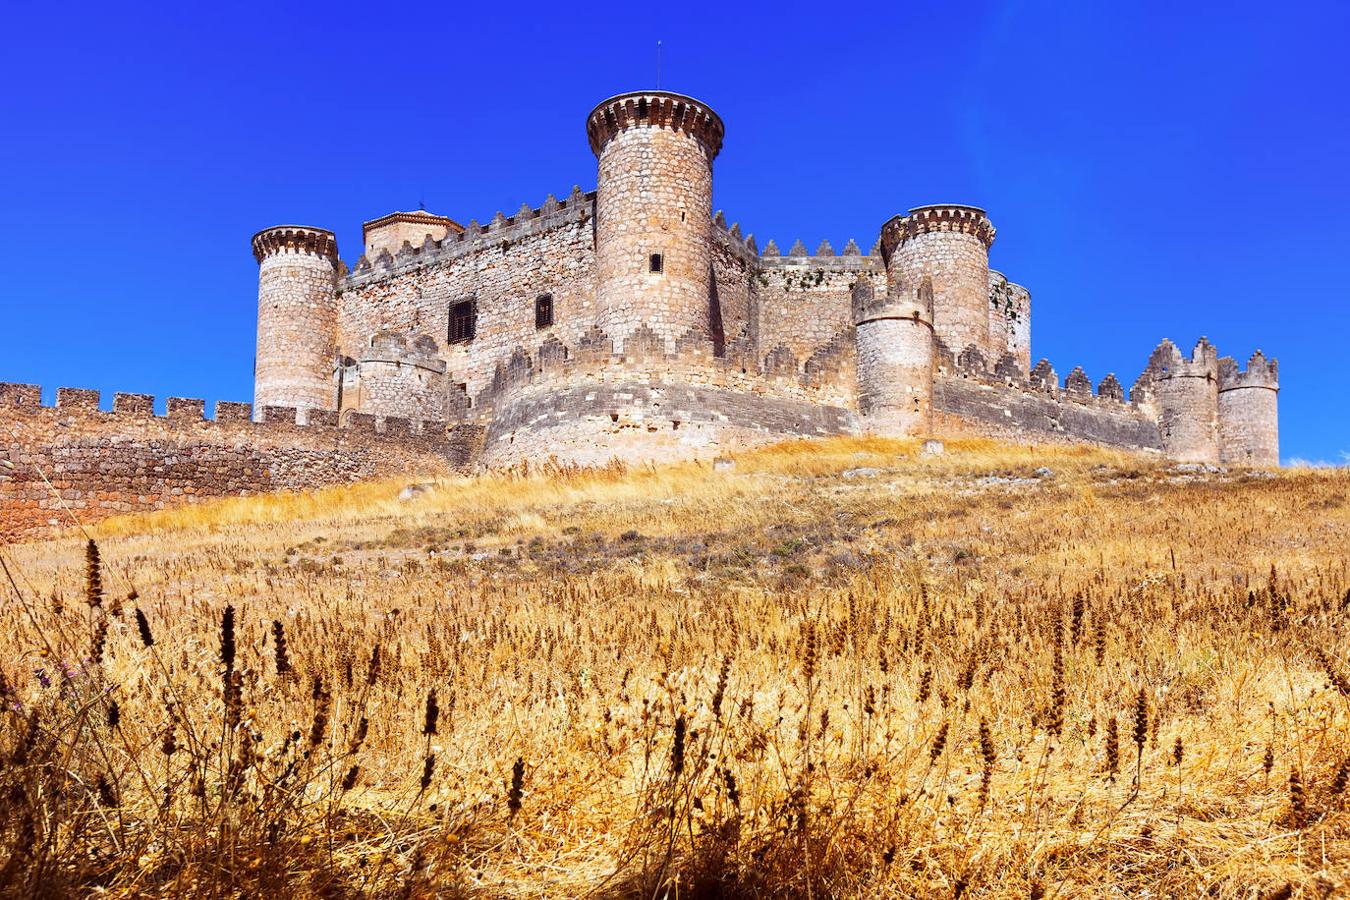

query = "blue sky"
2;1;1346;463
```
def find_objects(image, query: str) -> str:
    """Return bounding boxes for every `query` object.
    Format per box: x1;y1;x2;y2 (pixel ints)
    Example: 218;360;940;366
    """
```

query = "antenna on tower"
656;40;662;89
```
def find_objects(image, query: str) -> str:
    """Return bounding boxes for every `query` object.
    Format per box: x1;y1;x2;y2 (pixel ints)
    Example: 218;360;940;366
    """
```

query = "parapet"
344;186;595;288
585;91;724;159
0;382;455;447
251;225;339;265
879;205;996;259
1145;337;1219;381
359;329;448;373
1218;350;1279;391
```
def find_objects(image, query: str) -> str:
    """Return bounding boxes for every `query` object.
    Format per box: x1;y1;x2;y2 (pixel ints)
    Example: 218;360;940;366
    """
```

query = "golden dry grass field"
1;436;1348;898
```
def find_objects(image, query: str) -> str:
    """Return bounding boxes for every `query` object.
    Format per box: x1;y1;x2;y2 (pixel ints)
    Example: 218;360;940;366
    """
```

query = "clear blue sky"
2;1;1346;464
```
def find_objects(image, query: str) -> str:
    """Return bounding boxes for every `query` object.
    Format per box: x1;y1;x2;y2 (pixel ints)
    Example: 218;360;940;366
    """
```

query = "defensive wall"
0;384;480;541
466;321;857;466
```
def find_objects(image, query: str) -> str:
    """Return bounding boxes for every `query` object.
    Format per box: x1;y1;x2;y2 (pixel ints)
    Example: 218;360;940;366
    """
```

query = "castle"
254;90;1278;468
0;90;1278;539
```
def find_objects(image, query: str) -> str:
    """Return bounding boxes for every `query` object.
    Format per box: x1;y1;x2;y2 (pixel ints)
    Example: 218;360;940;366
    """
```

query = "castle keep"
0;90;1278;538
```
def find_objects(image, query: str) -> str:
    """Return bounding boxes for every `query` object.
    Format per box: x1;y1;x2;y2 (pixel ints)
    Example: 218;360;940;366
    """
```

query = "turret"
1145;338;1220;463
852;250;934;436
252;226;340;417
880;205;996;362
340;331;450;424
587;91;724;353
1218;351;1279;466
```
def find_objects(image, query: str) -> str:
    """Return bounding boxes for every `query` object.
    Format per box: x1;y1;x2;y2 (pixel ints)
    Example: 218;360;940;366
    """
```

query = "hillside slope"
2;437;1348;898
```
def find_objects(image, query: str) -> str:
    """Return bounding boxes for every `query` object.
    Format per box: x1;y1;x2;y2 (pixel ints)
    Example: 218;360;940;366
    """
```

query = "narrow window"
649;253;664;274
449;299;476;344
535;294;554;329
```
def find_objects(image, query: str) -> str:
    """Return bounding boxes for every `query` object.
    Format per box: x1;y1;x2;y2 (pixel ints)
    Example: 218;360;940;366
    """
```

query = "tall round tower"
1218;351;1279;466
587;91;724;353
252;225;340;416
880;205;995;360
1146;338;1221;464
853;234;935;436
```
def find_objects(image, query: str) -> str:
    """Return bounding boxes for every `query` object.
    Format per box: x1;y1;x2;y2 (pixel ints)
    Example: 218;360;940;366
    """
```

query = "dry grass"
1;435;1348;898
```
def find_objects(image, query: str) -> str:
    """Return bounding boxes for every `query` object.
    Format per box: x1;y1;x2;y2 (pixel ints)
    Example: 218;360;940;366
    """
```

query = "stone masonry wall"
0;384;480;541
932;373;1163;451
754;251;881;369
338;191;598;402
988;271;1031;374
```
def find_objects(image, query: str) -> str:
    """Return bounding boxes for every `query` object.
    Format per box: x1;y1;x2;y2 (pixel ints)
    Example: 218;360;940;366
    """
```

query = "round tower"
852;259;934;436
252;225;340;416
880;205;995;361
587;91;724;353
1146;338;1221;464
1218;351;1279;466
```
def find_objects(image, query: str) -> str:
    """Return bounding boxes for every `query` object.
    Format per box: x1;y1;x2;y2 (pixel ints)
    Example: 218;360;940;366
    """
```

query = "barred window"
449;299;476;344
535;294;554;329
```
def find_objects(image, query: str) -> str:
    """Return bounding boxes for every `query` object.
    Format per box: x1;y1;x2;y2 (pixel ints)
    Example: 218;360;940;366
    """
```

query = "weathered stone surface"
0;389;479;541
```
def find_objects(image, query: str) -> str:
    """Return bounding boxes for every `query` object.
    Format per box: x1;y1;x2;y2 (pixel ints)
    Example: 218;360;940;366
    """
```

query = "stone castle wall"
988;271;1031;373
932;358;1163;452
0;384;479;541
754;249;881;368
338;190;600;401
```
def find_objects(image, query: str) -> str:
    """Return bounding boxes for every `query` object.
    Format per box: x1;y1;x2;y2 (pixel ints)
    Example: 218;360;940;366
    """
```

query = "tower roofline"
251;225;338;265
585;90;724;159
362;210;463;239
878;205;996;260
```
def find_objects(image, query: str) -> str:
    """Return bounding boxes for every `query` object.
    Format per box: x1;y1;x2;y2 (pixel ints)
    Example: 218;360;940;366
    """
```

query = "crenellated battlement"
0;382;455;439
1146;337;1220;381
251;225;339;264
939;352;1143;414
468;319;856;419
0;382;480;540
358;330;448;374
342;187;595;288
1218;350;1279;391
879;205;996;259
585;91;725;158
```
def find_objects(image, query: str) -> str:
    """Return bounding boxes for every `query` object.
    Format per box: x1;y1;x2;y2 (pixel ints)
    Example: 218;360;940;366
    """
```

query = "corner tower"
880;205;995;360
587;91;724;353
1145;338;1221;464
252;225;340;416
1218;351;1279;466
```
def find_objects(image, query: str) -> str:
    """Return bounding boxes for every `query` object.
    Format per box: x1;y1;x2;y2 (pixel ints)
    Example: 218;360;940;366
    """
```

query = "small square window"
649;253;664;274
535;294;554;329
